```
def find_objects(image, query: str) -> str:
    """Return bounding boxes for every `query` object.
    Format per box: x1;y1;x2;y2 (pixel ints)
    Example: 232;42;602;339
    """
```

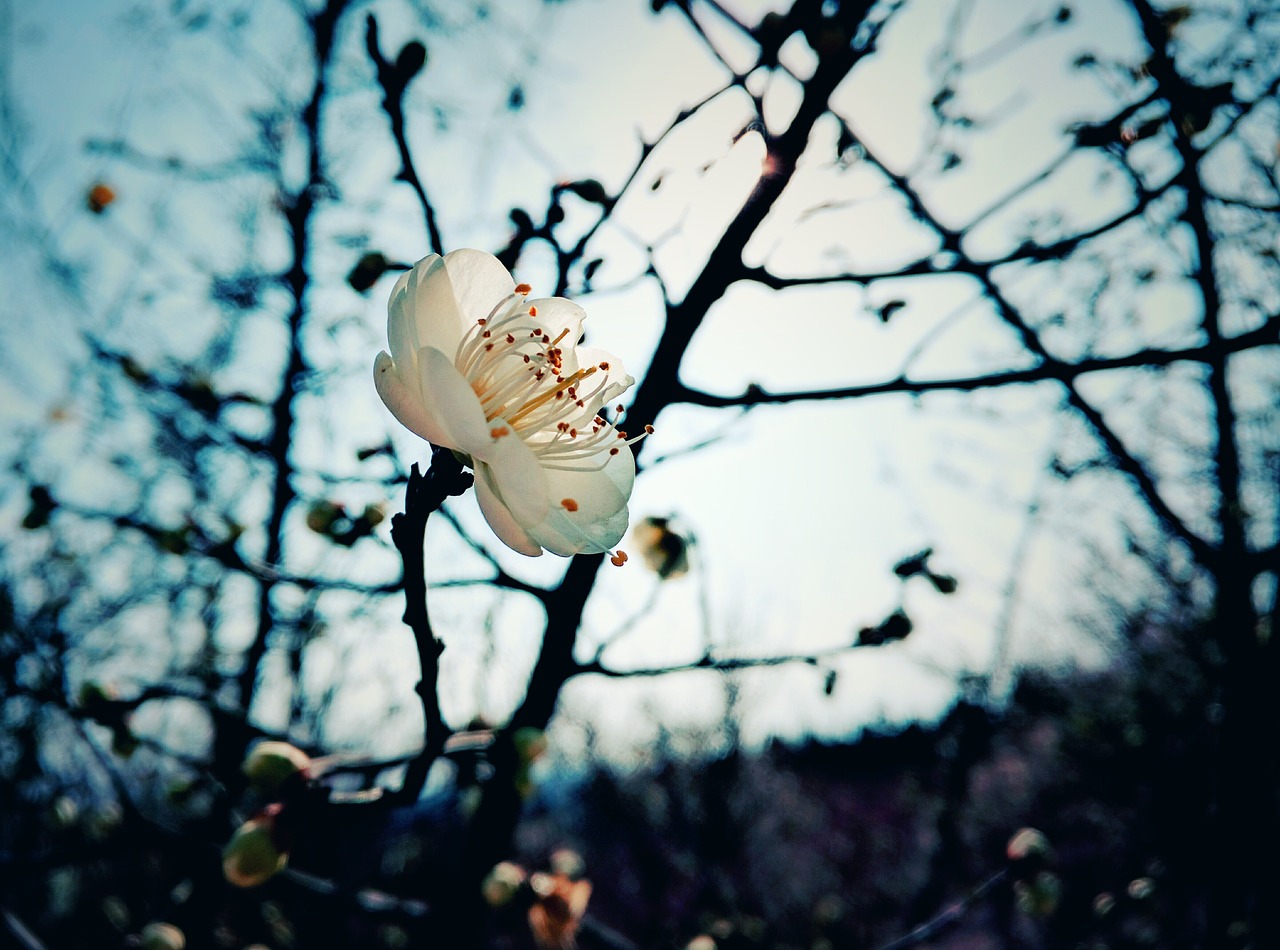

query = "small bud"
1006;827;1052;865
1014;871;1061;917
242;740;311;793
549;848;586;880
562;179;610;205
686;938;717;950
52;795;80;829
528;873;592;950
306;500;345;534
481;861;527;907
87;802;123;841
1127;877;1155;900
513;727;548;766
362;502;388;528
140;922;187;950
1093;892;1116;917
223;812;289;888
347;252;390;292
395;41;427;80
631;516;690;580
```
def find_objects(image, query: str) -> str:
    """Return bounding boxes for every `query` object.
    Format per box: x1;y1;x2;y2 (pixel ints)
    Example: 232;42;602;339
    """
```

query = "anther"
490;426;510;438
599;362;610;370
609;550;629;567
561;498;579;512
515;283;532;295
529;305;538;317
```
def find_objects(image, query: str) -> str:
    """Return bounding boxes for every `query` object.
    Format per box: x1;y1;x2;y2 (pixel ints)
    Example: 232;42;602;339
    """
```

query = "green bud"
481;861;526;907
242;741;311;793
140;922;187;950
223;816;288;888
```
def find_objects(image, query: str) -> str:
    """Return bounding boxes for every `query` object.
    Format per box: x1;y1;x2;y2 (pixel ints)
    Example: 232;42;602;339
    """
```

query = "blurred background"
1;0;1278;947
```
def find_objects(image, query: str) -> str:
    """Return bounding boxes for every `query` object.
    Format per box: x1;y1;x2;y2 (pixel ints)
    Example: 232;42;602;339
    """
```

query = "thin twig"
366;15;444;256
874;869;1008;950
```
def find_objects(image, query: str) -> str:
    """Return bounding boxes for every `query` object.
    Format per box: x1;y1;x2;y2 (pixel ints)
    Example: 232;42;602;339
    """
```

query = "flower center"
454;288;650;471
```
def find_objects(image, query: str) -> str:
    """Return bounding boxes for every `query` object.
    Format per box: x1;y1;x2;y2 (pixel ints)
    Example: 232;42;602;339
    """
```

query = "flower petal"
374;351;451;446
387;265;422;368
569;346;634;422
418;345;494;456
527;448;635;556
526;297;585;364
403;254;470;359
443;249;516;325
474;463;544;557
477;419;550;526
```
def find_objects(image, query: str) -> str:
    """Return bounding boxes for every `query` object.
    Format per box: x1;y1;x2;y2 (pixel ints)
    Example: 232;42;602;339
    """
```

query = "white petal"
474;463;544;557
475;418;550;527
443;249;516;324
527;448;635;556
407;255;467;359
526;297;585;364
570;346;633;421
374;351;451;447
418;346;494;455
387;265;423;367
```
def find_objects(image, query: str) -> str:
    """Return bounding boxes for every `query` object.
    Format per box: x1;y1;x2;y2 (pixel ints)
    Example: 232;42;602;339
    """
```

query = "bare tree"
1;0;1277;946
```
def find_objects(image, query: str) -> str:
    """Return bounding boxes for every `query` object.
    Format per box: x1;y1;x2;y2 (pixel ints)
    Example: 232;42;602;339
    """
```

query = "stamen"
515;283;532;295
561;498;579;512
490;426;510;438
609;550;629;567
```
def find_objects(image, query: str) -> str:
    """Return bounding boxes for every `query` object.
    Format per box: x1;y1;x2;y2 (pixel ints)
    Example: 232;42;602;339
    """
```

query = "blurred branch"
1;909;48;950
365;15;443;256
239;0;350;713
874;869;1008;950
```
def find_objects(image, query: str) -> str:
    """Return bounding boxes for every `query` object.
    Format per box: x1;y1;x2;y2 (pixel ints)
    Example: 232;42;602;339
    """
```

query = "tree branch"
387;450;473;804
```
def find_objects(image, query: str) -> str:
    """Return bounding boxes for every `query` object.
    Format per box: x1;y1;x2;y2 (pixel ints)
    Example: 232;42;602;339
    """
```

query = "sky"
0;0;1203;763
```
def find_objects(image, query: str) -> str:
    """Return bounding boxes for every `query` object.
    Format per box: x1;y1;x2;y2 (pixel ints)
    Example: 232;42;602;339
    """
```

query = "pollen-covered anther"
645;425;654;434
609;550;629;567
599;362;609;370
529;305;538;317
561;498;579;512
490;426;510;438
515;283;532;295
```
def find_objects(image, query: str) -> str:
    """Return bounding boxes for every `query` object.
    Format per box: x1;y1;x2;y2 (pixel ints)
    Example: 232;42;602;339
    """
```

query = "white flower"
374;250;644;557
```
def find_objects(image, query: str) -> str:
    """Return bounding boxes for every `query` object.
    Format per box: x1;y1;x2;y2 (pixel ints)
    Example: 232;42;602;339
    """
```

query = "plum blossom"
374;250;645;557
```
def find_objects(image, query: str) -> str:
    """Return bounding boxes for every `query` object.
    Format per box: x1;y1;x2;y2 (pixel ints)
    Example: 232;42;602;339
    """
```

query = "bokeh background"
2;0;1278;947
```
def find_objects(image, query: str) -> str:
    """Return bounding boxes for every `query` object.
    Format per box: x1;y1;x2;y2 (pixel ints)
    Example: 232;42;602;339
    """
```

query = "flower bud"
513;728;548;766
631;516;690;580
242;741;311;793
1127;877;1155;900
140;922;186;950
481;861;527;907
549;848;585;880
305;500;345;535
528;872;591;949
223;812;288;888
1006;827;1052;865
1014;871;1061;918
